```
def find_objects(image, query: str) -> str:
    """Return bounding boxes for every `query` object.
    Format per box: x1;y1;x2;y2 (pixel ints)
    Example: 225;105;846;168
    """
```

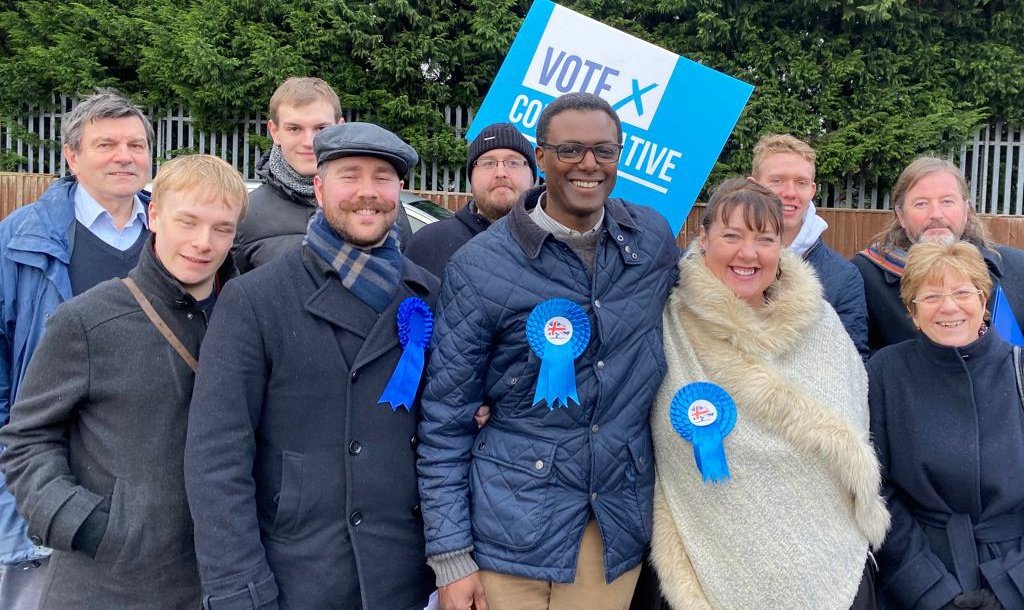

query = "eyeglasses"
912;289;983;306
538;142;623;164
473;158;529;170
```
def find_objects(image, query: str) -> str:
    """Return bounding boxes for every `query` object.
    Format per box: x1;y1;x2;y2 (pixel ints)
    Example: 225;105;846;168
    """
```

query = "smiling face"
268;100;340;177
314;156;401;248
752;152;816;245
149;188;240;299
700;204;782;309
536;109;618;232
896;170;970;245
910;268;986;347
64;116;151;209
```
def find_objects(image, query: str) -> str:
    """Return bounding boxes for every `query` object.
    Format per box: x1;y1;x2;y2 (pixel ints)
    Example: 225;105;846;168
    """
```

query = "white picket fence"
1;95;476;193
3;96;1022;214
818;122;1024;215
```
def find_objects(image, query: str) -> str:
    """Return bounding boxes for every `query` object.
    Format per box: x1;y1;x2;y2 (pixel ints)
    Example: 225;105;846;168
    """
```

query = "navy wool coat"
184;247;436;610
868;330;1024;609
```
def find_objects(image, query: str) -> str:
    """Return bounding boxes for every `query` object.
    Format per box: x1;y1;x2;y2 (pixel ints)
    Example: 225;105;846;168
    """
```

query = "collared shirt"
74;185;148;251
529;192;604;237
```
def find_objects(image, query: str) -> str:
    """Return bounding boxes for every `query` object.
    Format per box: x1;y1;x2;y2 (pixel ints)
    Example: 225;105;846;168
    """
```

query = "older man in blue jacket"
0;91;152;608
418;92;679;610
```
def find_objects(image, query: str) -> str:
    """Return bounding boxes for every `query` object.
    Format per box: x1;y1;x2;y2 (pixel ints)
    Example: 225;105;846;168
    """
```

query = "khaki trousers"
479;521;642;610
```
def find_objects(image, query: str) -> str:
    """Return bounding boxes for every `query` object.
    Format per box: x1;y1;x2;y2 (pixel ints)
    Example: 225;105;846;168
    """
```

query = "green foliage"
0;0;1020;186
569;0;1022;189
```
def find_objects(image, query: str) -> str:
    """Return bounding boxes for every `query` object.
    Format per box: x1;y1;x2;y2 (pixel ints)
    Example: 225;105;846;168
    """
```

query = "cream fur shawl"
650;247;890;610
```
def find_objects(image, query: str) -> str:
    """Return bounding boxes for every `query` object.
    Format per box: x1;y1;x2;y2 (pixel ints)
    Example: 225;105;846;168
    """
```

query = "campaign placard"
467;0;754;233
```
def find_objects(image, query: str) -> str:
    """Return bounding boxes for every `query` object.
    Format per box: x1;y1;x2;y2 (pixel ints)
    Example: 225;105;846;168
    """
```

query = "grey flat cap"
314;122;419;175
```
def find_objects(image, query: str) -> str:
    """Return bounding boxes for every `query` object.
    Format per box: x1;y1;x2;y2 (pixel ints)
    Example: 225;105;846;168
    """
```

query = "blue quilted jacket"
418;188;679;583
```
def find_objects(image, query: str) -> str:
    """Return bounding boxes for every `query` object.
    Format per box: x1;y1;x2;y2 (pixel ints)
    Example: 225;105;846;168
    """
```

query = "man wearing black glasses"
417;92;679;610
406;122;537;278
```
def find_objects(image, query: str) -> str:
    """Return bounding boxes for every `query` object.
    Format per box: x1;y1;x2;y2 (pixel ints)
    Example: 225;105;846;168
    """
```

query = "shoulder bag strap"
1014;345;1024;413
122;277;198;372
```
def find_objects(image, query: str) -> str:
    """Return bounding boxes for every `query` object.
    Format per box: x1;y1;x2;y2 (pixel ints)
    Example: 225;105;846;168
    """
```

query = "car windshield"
406;199;454;219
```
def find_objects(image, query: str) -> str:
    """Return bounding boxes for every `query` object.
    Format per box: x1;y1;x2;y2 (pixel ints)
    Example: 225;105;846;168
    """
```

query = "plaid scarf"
859;244;908;277
304;210;403;313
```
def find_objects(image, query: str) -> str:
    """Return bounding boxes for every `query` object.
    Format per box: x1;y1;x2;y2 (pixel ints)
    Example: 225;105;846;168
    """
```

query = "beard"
913;221;960;246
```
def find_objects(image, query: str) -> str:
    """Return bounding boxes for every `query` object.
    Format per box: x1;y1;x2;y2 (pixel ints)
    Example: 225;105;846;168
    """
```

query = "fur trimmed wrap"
651;246;890;610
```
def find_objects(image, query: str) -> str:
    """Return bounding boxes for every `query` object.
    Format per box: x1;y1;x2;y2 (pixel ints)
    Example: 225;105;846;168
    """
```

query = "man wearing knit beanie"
406;122;536;277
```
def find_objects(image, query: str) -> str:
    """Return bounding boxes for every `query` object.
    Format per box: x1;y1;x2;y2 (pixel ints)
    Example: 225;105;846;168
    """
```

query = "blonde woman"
869;241;1024;610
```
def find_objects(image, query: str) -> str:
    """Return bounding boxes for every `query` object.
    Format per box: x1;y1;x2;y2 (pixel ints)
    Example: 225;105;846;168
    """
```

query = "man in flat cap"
184;122;437;610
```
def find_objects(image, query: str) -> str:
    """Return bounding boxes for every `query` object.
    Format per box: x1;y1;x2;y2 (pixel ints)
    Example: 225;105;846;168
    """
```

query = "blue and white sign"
467;0;754;233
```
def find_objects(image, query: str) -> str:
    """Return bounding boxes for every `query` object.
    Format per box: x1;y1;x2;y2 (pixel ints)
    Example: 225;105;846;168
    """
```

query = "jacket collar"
507;186;641;263
127;235;237;311
913;324;1009;370
6;177;151;265
455;201;491;237
302;246;434;354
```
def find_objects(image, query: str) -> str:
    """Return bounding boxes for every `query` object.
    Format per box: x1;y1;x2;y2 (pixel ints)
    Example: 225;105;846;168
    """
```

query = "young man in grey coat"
0;155;247;609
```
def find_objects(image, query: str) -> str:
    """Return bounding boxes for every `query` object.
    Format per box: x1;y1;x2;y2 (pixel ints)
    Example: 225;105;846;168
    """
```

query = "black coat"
868;331;1024;609
0;240;230;609
184;247;437;610
405;201;490;278
853;244;1024;353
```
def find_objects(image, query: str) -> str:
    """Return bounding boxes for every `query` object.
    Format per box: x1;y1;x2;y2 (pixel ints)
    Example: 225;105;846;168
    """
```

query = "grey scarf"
266;145;315;198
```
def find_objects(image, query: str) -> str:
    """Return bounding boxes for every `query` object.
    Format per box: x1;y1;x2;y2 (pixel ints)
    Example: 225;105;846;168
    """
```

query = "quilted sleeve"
417;263;492;558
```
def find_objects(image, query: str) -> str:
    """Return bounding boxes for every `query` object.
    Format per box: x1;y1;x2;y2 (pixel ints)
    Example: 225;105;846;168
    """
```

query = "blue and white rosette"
669;382;737;484
378;297;433;412
526;298;591;409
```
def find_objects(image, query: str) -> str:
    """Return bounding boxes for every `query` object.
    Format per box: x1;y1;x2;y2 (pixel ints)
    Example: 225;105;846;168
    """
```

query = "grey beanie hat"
466;123;537;180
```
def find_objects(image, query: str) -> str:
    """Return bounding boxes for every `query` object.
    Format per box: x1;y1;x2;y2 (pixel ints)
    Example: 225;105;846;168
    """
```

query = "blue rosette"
526;298;591;409
669;382;737;484
378;297;434;412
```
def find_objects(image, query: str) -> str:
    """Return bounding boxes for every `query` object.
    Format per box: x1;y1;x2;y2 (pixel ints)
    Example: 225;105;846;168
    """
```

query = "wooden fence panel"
0;172;57;219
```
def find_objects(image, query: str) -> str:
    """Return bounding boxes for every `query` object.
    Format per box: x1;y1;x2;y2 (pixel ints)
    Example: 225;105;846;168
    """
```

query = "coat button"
478;442;485;450
591;424;600;434
410;435;418;447
616;235;624;242
349;511;363;526
348;440;362;455
350;370;359;382
631;253;638;260
411;504;421;516
594;300;602;309
591;492;598;501
186;313;194;320
596;361;605;370
534;460;544;470
624;245;633;254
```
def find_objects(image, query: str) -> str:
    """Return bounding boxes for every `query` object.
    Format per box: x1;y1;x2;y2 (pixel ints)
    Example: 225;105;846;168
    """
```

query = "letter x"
612;79;659;116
